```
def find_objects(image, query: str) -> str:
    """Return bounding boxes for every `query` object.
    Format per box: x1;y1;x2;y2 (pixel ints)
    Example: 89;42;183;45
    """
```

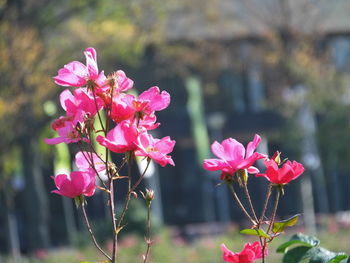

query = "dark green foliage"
277;233;349;263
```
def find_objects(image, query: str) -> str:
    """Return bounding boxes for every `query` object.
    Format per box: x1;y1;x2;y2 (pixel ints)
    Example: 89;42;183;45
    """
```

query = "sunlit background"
1;0;350;262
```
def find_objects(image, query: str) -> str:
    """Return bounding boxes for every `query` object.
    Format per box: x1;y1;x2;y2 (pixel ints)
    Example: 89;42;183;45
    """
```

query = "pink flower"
203;135;266;178
221;242;266;263
137;86;170;115
52;169;96;198
95;70;134;107
60;88;103;118
113;70;134;92
96;121;138;153
135;132;175;167
256;159;304;185
110;93;136;123
137;114;160;130
110;87;170;124
54;47;106;87
44;112;84;145
75;152;106;173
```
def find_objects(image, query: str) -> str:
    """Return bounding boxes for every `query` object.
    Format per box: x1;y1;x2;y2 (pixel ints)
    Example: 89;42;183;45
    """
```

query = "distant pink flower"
203;135;266;178
75;152;106;173
96;121;138;153
135;132;175;167
52;169;96;198
256;159;304;185
45;112;85;145
60;88;103;118
54;47;106;87
221;242;266;263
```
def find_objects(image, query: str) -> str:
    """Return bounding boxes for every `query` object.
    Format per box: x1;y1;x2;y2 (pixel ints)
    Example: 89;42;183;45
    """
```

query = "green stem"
259;183;273;225
243;183;258;223
143;203;152;263
227;183;255;224
117;157;151;229
91;85;106;133
262;186;281;263
81;203;111;261
259;183;273;263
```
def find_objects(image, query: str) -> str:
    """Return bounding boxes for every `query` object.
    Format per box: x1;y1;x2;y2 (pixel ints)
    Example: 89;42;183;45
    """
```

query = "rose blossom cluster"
203;134;304;185
45;47;175;199
203;134;305;263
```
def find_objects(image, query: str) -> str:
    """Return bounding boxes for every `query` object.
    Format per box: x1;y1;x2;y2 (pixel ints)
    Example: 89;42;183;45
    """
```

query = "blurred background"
1;0;350;262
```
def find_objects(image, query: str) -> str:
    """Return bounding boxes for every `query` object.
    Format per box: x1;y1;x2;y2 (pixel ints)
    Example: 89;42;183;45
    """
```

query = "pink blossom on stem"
44;112;85;145
52;169;96;198
135;132;175;167
54;47;106;88
203;134;266;178
137;114;160;130
114;70;134;92
256;159;304;185
110;93;136;123
96;121;138;153
221;242;267;263
60;88;103;118
137;86;170;115
75;152;106;173
110;87;170;124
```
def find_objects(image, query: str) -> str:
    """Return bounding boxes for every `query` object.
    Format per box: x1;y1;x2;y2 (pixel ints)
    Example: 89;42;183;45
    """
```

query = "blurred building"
134;0;350;230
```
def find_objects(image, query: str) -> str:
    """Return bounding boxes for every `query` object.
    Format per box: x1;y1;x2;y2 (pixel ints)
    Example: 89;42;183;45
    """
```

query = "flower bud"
272;151;281;165
236;169;248;187
141;188;155;207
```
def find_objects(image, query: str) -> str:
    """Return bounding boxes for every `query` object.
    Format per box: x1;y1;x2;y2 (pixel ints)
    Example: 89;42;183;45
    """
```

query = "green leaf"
277;233;320;253
273;214;300;233
282;246;313;263
327;254;349;263
239;228;270;238
280;240;349;263
308;248;347;263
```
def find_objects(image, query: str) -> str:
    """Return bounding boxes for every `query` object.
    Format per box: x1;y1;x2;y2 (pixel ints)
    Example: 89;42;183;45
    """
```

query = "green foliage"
277;233;349;263
239;228;270;238
273;214;300;233
276;233;320;253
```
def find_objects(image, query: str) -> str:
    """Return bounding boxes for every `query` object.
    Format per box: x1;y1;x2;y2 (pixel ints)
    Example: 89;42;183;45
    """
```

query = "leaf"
277;233;320;253
273;214;300;233
282;246;313;263
280;238;349;263
308;248;347;263
239;228;270;238
327;254;349;263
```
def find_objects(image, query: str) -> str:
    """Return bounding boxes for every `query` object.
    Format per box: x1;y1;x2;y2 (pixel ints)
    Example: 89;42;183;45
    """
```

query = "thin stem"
91;85;106;133
131;159;151;193
109;176;117;263
81;204;111;261
243;183;258;223
267;186;281;234
117;157;151;229
259;183;273;225
262;186;281;263
259;183;273;263
227;183;255;224
143;203;152;263
77;143;107;189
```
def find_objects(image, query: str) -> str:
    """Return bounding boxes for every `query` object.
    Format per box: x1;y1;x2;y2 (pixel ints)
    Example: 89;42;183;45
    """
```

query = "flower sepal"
74;195;86;208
